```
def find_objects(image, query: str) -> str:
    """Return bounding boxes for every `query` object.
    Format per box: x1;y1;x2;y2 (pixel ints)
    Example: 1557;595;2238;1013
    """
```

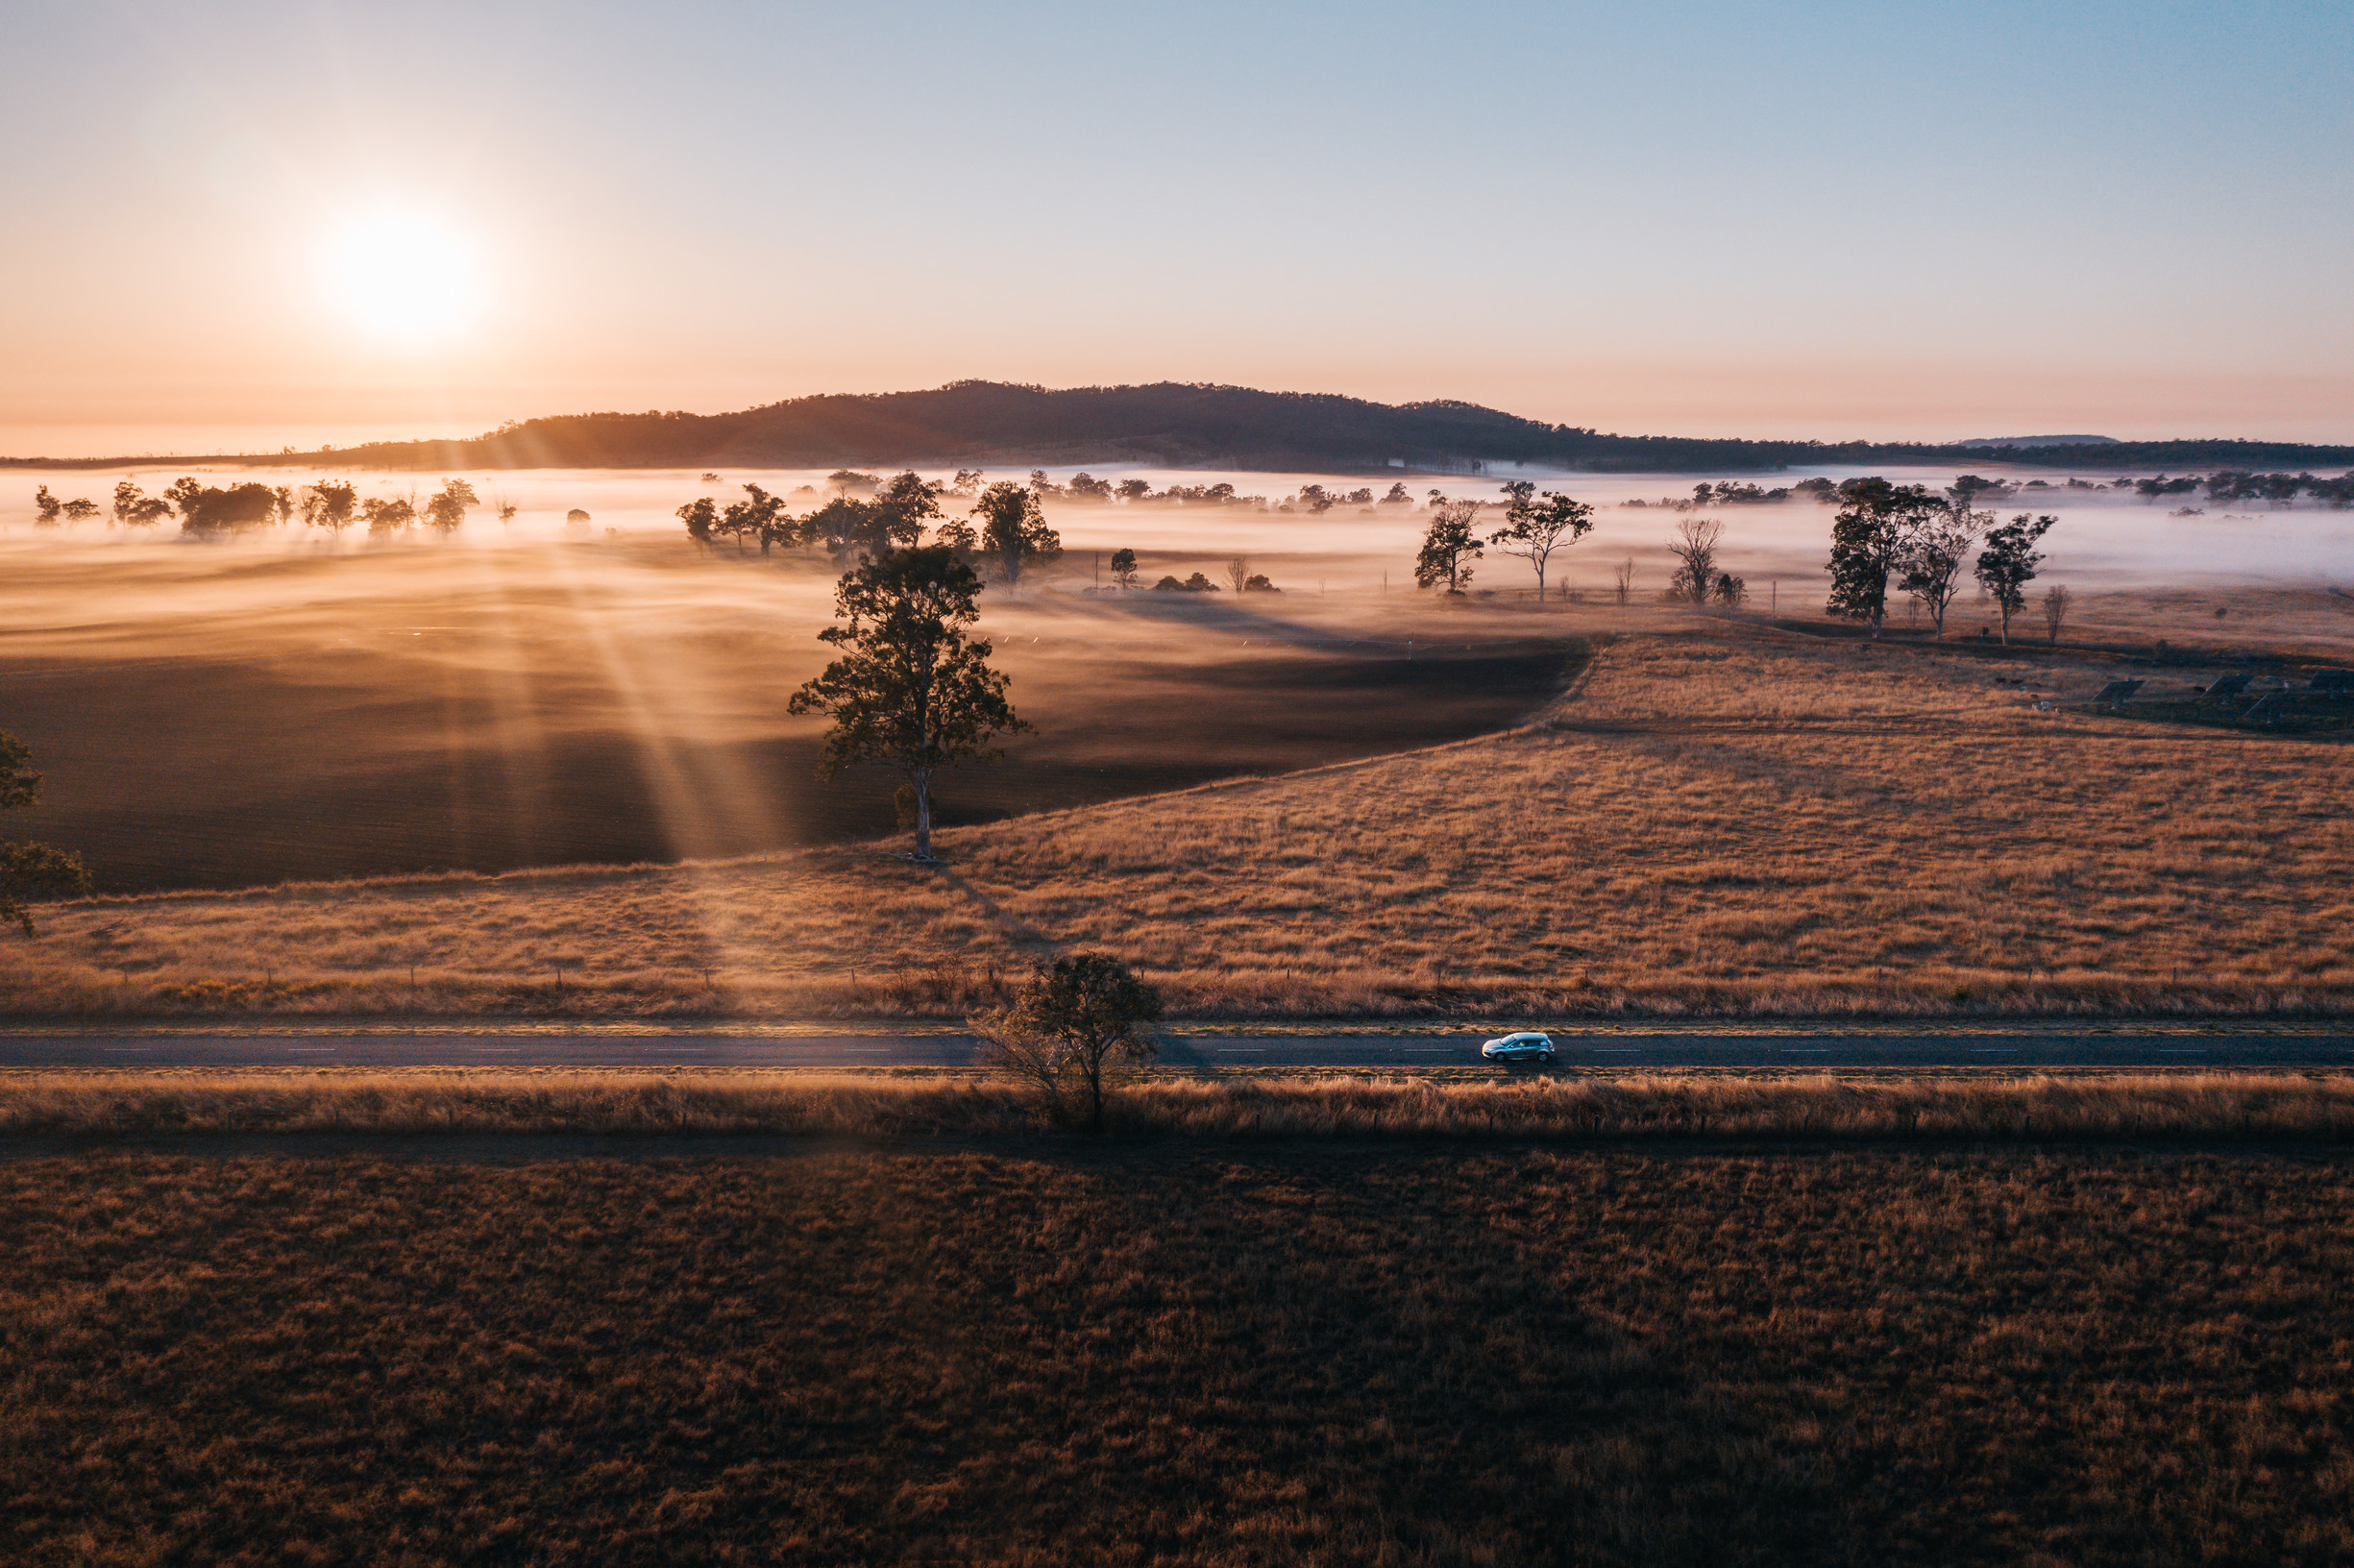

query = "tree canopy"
971;482;1063;589
1414;499;1484;594
0;731;91;937
1488;481;1594;598
1974;513;2058;645
974;953;1162;1133
785;546;1025;862
1826;478;1943;635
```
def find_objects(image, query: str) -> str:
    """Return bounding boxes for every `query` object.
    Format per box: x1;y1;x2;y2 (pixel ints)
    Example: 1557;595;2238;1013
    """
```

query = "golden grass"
5;1141;2352;1563
7;1069;2353;1142
7;625;2351;1017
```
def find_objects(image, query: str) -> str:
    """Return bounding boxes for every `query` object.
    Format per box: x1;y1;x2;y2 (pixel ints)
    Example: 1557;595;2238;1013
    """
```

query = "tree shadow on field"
923;862;1060;961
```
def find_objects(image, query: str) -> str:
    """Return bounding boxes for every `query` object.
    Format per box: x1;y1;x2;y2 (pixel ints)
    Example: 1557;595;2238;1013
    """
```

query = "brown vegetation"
4;1139;2350;1564
5;1069;2353;1142
8;626;2349;1018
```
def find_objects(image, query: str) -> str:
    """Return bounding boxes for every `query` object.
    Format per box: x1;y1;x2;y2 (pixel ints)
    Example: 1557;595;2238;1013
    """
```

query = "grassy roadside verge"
8;1069;2354;1142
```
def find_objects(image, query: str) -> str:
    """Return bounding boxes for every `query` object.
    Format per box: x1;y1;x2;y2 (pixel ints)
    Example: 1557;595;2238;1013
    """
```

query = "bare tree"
1614;557;1635;604
1665;517;1723;604
2041;583;2072;646
1898;506;1986;639
1224;554;1251;595
973;954;1161;1133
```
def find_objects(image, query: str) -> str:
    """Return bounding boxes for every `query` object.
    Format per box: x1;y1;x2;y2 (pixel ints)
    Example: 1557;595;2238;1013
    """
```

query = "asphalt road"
2;1030;2349;1070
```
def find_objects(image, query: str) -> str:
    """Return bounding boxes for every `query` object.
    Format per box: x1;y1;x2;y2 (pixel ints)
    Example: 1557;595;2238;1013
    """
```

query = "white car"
1481;1031;1557;1063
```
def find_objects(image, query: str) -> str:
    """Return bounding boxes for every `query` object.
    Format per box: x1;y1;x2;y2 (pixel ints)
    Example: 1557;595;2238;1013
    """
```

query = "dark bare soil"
3;1143;2348;1566
4;639;1578;893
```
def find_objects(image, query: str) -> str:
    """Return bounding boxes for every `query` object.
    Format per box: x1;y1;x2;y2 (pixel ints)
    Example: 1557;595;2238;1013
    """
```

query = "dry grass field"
5;1138;2350;1565
9;620;2349;1017
7;1068;2354;1142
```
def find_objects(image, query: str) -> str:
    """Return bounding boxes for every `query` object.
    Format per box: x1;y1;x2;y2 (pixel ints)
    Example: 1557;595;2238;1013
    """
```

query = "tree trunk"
914;772;934;861
1081;1050;1106;1134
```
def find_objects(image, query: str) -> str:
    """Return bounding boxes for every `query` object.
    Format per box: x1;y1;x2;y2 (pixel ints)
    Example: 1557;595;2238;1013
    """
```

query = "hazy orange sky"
5;1;2349;455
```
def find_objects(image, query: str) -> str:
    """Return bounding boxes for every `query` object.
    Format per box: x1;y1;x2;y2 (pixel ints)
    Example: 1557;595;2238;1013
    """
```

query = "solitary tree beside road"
787;546;1025;862
974;953;1162;1133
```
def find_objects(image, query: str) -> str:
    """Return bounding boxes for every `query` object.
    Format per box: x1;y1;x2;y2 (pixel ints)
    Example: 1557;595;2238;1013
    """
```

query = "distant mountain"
1957;434;2121;449
9;381;2350;473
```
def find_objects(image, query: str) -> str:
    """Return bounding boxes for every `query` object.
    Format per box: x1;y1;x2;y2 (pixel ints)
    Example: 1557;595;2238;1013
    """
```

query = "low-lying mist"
3;459;2348;894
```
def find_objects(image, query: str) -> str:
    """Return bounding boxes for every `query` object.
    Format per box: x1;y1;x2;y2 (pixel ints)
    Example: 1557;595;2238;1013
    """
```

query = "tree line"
681;472;1067;589
1412;474;2068;645
1824;478;2060;642
28;478;518;537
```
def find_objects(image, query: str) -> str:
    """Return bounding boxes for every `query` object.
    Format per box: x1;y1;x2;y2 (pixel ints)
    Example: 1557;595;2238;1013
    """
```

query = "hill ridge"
9;380;2350;474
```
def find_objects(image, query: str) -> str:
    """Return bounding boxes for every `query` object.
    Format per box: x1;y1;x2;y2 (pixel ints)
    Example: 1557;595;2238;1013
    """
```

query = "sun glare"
324;210;483;345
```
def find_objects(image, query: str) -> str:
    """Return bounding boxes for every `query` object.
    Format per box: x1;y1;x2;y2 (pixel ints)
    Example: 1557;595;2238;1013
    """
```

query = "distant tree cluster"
1021;470;1273;510
2194;471;2354;508
31;486;101;525
1410;482;1593;599
28;476;489;539
1621;478;1813;510
687;470;1065;587
1825;476;2065;643
1127;553;1280;594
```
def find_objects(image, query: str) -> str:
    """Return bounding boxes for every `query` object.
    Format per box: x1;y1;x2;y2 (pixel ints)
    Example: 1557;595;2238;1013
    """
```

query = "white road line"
1971;1048;2021;1054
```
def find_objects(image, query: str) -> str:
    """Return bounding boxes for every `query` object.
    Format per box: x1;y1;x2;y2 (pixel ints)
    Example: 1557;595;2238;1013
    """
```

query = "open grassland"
7;1068;2354;1143
5;1141;2351;1565
10;624;2350;1018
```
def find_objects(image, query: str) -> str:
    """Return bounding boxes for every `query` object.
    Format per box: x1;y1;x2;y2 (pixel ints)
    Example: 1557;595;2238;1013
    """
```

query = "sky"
4;0;2349;454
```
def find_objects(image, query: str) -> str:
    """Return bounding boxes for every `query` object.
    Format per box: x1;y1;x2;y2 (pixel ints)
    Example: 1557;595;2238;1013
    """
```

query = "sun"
324;209;484;345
